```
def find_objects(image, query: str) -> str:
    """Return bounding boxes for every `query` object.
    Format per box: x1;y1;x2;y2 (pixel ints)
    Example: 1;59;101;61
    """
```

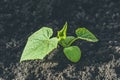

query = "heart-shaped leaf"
63;46;81;62
76;28;98;42
20;27;58;62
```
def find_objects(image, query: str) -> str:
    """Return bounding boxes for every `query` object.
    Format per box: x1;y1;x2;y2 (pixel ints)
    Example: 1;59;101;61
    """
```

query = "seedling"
20;22;98;62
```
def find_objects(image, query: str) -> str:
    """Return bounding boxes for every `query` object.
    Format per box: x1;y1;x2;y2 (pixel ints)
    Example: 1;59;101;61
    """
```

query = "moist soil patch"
0;0;120;80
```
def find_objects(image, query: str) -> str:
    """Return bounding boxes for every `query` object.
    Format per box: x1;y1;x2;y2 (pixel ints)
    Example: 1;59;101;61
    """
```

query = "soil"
0;0;120;80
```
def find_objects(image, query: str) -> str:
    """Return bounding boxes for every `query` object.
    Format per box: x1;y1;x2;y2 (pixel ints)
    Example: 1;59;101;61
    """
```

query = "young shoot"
20;22;98;63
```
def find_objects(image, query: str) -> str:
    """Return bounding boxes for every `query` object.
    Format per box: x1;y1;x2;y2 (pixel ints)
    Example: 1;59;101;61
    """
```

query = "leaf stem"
67;37;80;47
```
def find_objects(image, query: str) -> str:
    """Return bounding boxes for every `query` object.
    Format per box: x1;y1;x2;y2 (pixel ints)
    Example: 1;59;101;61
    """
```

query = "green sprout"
20;22;98;63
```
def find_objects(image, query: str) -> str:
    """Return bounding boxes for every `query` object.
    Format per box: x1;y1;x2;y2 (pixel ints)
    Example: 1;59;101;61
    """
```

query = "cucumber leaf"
20;27;58;62
76;28;98;42
63;46;81;62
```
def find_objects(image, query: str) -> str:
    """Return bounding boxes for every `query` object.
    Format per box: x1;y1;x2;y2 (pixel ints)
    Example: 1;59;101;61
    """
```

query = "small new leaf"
57;22;67;41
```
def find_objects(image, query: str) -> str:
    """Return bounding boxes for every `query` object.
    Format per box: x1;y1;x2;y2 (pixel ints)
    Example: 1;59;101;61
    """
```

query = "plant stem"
67;37;80;47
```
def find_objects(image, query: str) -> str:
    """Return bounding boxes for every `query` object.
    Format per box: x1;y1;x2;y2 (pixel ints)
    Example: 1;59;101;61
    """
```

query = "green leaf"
59;36;75;47
63;46;81;62
76;28;98;42
20;27;59;62
57;22;67;40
